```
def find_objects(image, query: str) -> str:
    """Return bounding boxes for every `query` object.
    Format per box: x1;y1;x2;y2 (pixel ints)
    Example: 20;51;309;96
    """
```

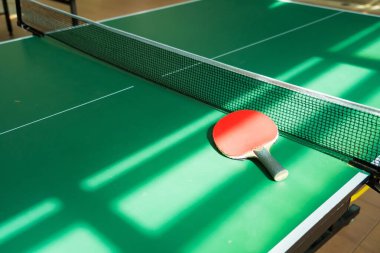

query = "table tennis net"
17;0;380;170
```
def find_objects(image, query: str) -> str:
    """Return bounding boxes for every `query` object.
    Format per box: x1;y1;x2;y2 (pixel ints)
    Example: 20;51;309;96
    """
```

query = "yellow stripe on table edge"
350;185;370;203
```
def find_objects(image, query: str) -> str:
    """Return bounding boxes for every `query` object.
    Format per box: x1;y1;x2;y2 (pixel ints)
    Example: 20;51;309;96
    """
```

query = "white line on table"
0;86;134;136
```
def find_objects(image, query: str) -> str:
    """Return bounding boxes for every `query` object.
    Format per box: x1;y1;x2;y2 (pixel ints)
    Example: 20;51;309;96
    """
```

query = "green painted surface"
107;0;380;108
107;0;336;58
0;0;373;252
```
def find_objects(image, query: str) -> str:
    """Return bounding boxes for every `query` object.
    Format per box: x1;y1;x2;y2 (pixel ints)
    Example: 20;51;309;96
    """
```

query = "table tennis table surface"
0;0;379;252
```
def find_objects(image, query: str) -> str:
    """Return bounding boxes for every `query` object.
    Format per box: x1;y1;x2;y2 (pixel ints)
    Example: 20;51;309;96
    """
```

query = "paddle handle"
254;148;288;181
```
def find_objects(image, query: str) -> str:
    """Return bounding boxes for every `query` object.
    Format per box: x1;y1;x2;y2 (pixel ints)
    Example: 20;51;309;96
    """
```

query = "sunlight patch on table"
112;146;245;236
355;36;380;61
275;57;323;81
28;223;119;253
330;22;380;52
0;198;61;244
303;63;374;97
81;111;222;191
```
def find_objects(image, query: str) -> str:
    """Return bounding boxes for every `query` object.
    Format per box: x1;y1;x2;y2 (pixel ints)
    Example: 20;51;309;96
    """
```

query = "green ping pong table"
0;0;379;252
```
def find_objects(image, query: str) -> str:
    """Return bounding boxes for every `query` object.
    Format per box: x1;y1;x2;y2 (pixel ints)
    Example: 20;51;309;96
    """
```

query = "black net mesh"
19;0;380;168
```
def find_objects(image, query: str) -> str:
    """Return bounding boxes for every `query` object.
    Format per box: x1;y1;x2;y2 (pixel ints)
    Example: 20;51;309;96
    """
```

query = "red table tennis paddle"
213;110;288;181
